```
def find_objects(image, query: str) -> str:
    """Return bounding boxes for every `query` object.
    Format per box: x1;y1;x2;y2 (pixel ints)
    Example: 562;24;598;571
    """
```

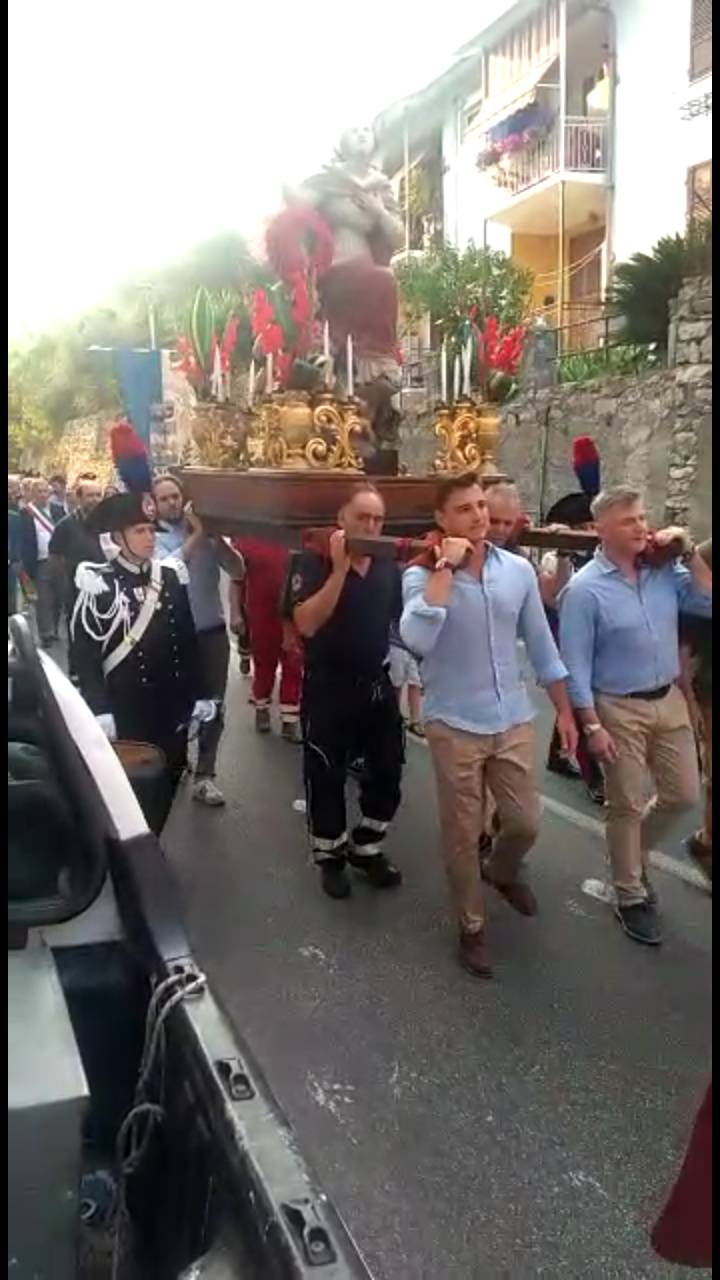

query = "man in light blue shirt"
559;484;712;946
400;472;577;978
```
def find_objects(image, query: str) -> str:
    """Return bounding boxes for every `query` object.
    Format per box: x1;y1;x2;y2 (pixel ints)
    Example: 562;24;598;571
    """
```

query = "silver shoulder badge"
161;555;190;586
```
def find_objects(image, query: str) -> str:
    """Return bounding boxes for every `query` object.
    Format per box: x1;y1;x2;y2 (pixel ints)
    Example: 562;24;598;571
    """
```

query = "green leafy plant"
607;221;712;349
557;342;661;384
395;242;533;344
175;286;249;401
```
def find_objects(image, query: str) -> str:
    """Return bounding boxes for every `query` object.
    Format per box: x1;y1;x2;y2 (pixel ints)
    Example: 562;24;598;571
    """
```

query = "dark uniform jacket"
71;554;204;751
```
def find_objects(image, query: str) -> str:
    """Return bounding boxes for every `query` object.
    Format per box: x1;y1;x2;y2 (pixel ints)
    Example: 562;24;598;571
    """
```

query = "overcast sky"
8;0;502;337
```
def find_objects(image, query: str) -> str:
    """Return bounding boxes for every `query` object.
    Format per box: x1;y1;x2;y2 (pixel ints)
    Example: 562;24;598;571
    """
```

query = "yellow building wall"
512;233;558;314
512;228;605;318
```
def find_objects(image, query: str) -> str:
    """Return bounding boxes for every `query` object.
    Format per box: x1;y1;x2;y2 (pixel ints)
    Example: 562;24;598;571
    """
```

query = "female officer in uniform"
70;491;213;806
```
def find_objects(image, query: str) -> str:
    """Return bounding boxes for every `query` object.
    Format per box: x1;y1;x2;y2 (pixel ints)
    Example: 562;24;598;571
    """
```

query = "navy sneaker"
615;901;662;945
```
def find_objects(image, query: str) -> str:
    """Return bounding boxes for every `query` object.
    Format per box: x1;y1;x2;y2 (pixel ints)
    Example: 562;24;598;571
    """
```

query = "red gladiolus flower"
477;315;526;378
221;314;240;373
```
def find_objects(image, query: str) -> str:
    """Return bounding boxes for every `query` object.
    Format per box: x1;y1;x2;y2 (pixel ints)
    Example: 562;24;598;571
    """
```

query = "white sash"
102;559;163;678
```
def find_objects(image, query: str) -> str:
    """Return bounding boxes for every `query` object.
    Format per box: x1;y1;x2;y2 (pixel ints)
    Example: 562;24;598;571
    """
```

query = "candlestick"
247;361;255;406
462;335;473;398
266;353;273;396
323;321;331;388
440;340;448;403
346;333;354;399
211;345;224;402
453;355;461;403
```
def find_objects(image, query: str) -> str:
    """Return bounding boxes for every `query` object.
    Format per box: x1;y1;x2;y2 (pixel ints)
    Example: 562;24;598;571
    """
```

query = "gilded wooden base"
249;392;370;472
433;400;501;476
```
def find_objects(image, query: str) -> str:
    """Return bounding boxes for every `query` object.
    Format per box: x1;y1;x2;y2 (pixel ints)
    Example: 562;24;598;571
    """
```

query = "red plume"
572;435;600;498
109;419;153;495
572;435;599;468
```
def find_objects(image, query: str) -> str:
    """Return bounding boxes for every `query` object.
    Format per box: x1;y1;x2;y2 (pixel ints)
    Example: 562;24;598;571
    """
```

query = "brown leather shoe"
482;865;538;917
459;929;493;978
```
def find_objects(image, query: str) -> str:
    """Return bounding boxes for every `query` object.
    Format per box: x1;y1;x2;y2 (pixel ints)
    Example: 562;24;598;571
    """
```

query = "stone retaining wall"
399;276;712;537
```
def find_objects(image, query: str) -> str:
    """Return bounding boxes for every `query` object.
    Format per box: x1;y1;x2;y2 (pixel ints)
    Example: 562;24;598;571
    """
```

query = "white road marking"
541;795;709;893
580;878;615;905
406;735;709;894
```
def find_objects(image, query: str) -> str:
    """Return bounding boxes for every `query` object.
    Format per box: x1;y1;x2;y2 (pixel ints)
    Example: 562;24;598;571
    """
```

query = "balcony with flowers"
476;99;607;199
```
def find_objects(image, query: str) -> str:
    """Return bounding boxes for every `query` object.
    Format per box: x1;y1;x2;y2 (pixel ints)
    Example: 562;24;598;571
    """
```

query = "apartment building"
375;0;712;347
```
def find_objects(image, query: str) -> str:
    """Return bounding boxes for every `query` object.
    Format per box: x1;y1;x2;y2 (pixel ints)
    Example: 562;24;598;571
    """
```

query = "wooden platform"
178;469;447;541
176;467;598;553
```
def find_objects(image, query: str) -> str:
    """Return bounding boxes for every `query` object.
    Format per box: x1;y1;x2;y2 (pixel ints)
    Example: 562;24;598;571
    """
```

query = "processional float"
177;126;596;559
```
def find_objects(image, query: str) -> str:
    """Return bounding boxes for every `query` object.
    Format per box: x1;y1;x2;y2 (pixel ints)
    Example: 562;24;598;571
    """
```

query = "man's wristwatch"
583;722;603;737
434;558;457;573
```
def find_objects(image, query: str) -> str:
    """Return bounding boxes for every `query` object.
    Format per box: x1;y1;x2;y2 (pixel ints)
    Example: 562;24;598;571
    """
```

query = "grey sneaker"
255;706;272;734
281;718;302;744
192;778;226;807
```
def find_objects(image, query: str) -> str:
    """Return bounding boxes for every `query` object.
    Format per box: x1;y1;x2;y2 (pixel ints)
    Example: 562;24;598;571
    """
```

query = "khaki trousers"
426;720;540;932
596;685;700;904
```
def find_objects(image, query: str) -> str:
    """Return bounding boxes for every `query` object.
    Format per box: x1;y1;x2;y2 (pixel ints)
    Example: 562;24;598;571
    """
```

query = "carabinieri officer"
290;483;404;900
70;491;213;800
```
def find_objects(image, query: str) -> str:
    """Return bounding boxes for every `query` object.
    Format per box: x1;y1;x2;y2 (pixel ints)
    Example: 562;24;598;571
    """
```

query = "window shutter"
691;0;712;79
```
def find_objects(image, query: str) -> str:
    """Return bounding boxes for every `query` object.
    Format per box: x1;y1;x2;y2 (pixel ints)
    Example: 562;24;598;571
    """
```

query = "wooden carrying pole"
304;529;599;560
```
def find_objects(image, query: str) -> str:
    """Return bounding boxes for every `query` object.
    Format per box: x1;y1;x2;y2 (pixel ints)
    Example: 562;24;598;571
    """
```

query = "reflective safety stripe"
311;832;348;852
357;817;389;834
350;841;383;858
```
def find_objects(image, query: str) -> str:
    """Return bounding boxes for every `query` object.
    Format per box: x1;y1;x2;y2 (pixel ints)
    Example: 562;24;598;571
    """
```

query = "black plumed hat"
544;491;594;528
86;492;155;535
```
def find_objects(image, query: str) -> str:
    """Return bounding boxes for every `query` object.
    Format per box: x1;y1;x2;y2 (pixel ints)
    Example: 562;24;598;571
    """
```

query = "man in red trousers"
230;538;302;740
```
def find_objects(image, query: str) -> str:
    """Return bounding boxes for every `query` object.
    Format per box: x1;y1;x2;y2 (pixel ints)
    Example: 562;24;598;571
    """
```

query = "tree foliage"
395;242;534;341
8;233;256;468
607;220;712;349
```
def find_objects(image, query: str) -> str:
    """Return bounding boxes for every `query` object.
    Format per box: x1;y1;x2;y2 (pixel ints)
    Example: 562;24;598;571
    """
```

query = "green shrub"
606;221;712;349
557;343;661;384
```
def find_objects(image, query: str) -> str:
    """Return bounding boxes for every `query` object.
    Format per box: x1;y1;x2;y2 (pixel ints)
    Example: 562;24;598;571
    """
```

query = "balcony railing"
565;117;608;172
490;117;607;196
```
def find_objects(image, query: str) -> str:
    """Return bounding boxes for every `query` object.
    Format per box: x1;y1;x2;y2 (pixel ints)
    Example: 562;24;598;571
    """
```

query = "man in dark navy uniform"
290;484;404;899
70;491;212;802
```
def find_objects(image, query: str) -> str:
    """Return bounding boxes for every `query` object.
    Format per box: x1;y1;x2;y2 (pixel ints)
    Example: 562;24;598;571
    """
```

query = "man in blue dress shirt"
559;485;712;946
400;472;577;978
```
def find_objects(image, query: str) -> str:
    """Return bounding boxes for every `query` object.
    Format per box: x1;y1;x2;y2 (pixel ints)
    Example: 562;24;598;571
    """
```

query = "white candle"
462;335;473;398
211;345;224;401
453;355;461;403
346;333;354;399
266;353;273;396
247;361;255;406
323;320;330;361
440;341;448;403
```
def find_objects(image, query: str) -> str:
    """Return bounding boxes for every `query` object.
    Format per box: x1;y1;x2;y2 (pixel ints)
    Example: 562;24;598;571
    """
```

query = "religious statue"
290;126;405;472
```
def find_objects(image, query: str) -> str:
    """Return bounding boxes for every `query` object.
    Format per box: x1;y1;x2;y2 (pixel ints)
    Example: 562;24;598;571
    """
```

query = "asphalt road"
164;662;712;1280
